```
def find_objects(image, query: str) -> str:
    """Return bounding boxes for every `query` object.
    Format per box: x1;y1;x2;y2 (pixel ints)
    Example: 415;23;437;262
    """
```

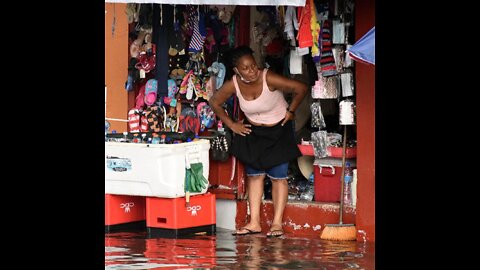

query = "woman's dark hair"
230;45;254;67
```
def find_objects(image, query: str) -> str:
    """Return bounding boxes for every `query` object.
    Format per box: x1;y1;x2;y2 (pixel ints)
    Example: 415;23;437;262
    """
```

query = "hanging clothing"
319;19;337;77
296;1;313;48
188;11;207;53
310;0;321;59
284;6;298;47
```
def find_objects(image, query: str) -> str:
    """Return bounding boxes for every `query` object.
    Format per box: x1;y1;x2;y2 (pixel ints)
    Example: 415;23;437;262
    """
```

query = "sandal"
232;227;261;236
266;229;284;238
267;225;284;238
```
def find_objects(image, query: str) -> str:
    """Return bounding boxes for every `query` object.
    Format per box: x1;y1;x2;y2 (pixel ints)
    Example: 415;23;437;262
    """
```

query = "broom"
320;125;356;241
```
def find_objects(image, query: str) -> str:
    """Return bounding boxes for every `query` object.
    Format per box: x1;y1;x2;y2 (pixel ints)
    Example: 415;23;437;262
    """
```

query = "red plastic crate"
146;193;216;229
105;194;146;226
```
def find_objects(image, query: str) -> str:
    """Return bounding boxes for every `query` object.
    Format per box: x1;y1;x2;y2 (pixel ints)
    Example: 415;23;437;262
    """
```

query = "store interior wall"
105;3;129;133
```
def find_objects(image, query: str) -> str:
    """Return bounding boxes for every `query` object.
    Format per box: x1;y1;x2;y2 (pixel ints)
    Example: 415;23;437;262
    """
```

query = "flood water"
105;228;375;269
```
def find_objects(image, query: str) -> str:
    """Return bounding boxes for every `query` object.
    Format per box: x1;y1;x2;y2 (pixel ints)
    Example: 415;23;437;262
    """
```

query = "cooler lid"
313;157;356;167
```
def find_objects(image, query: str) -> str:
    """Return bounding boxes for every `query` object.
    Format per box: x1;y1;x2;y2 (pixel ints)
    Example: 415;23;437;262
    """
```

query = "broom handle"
339;125;347;225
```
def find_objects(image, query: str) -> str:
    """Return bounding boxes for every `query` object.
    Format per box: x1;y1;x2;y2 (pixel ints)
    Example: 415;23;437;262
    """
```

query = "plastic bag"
310;101;326;129
311;131;328;158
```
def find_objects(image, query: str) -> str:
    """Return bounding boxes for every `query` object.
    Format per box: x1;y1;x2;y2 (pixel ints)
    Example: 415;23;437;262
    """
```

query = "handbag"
210;129;232;162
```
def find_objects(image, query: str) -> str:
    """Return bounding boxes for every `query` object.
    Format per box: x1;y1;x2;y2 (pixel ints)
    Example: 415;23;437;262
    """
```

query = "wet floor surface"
105;228;374;269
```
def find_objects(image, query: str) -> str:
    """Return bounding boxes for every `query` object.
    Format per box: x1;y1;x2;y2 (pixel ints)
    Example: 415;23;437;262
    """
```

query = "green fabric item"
189;163;208;192
185;168;192;191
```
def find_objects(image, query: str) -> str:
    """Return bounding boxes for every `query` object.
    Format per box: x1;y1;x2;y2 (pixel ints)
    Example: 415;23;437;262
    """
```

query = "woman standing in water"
209;46;307;237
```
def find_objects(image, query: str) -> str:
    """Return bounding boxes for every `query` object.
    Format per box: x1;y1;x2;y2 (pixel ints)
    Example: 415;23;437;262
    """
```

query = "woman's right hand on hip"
230;120;252;136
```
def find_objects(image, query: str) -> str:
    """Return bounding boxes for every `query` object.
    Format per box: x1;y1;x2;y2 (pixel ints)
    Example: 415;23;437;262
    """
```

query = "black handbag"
210;130;232;162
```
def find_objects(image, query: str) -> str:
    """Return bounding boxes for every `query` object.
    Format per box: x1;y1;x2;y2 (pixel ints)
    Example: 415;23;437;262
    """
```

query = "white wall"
216;199;236;230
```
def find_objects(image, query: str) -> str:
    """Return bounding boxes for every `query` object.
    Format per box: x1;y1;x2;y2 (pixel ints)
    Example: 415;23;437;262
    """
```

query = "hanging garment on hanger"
188;11;207;53
296;0;313;48
310;0;320;59
284;6;298;47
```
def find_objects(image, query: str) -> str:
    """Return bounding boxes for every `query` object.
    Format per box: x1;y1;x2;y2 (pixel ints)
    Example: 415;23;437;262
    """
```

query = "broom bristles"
320;224;356;241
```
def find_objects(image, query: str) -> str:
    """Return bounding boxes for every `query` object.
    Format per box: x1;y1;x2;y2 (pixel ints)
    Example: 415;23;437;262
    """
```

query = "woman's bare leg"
269;178;288;235
235;175;265;233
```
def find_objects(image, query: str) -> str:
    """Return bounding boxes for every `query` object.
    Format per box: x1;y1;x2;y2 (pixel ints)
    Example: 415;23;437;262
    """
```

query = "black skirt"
230;119;301;170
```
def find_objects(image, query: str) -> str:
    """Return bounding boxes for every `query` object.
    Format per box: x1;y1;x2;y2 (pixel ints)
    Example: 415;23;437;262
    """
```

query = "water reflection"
105;228;374;269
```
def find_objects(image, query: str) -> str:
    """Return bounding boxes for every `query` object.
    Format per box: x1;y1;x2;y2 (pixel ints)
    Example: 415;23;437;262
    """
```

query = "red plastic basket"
298;145;357;158
327;146;357;158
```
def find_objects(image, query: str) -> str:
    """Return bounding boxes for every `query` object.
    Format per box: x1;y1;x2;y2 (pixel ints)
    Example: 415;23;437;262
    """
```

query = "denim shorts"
245;162;289;180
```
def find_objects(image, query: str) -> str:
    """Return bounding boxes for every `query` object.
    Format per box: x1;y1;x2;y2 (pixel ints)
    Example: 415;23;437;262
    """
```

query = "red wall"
355;0;375;241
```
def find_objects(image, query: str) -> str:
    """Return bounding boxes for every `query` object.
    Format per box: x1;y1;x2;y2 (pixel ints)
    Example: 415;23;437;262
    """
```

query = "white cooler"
105;139;210;198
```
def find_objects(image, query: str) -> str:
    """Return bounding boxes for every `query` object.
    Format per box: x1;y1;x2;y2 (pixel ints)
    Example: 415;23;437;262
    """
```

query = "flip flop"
266;229;284;238
144;79;158;106
232;227;261;236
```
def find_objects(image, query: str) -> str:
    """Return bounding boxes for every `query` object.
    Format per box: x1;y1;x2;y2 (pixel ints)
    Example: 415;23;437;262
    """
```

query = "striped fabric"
128;109;148;133
128;109;141;132
186;5;197;33
319;19;337;77
188;12;206;53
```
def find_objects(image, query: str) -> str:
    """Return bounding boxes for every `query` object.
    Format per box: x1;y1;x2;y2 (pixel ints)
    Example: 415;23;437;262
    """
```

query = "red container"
313;158;356;202
146;193;216;230
297;145;357;158
314;165;341;202
105;194;146;226
298;144;314;156
327;146;357;158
